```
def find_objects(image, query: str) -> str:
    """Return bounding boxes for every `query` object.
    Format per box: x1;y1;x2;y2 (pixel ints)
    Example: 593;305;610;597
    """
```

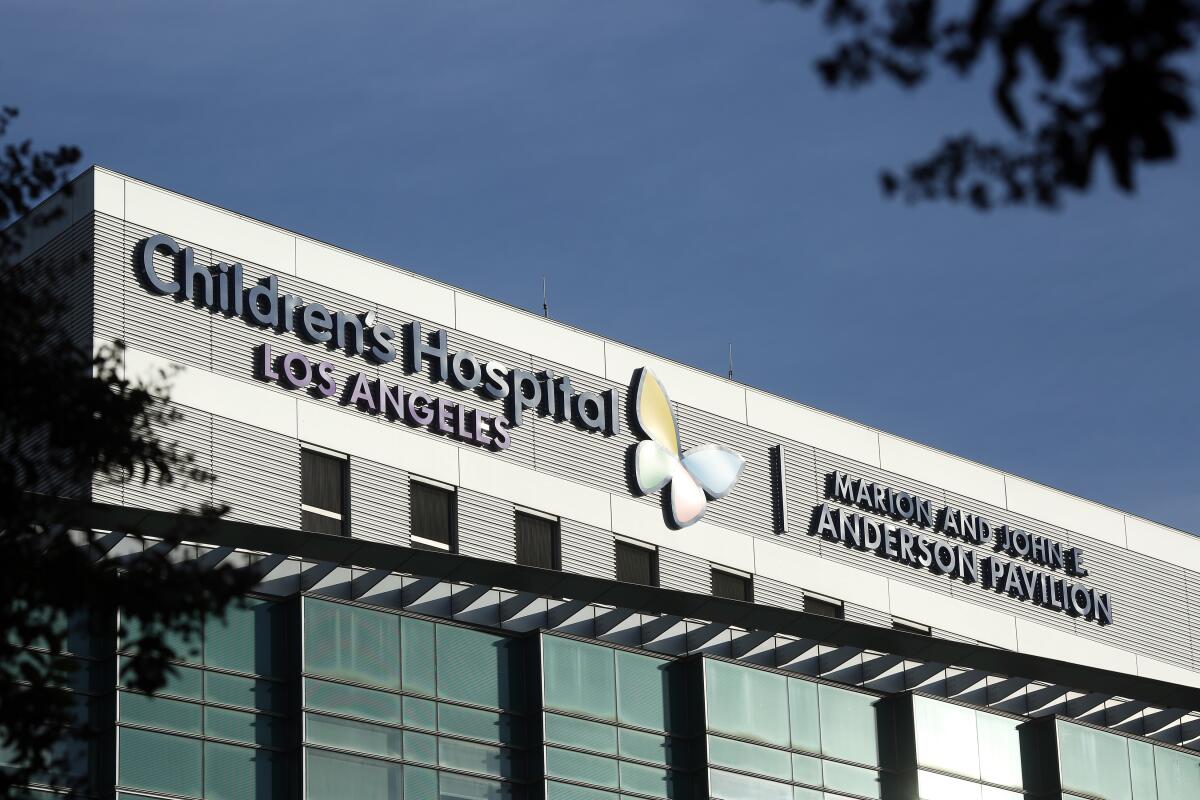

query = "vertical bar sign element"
771;444;788;534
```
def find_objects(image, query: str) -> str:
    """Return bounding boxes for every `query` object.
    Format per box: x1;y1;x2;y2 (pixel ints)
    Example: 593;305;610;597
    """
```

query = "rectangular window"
803;595;843;619
711;568;752;602
410;479;456;552
615;540;657;586
515;511;559;570
892;617;930;635
302;447;347;536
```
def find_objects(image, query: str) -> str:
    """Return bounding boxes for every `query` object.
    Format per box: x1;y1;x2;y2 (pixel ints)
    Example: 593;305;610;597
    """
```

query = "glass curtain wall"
115;597;289;800
301;596;527;800
701;657;883;800
908;694;1024;800
2;606;107;796
540;634;690;800
1054;718;1200;800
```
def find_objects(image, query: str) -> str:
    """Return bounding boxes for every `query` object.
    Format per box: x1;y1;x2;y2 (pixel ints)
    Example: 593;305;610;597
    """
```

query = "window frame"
614;537;658;587
300;445;349;536
409;476;458;553
514;508;560;571
802;593;844;619
710;566;753;603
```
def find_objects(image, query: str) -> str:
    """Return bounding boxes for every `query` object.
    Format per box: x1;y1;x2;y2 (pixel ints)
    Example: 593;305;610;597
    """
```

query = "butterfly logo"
631;368;745;528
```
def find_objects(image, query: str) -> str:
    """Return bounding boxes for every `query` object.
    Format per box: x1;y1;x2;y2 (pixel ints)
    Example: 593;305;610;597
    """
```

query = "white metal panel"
294;237;456;328
745;389;880;466
1004;475;1128;547
878;433;1008;509
455;292;605;377
752;537;890;611
123;178;296;274
123;347;298;437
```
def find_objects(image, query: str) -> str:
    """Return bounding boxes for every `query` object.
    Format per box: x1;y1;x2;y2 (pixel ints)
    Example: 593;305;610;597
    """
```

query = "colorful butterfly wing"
681;444;745;500
635;439;675;494
632;368;680;456
668;460;707;527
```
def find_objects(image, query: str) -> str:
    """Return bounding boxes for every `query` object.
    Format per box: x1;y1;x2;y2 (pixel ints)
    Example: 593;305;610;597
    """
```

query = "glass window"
302;448;348;535
206;671;282;714
1153;744;1200;798
546;782;617;800
205;706;279;747
205;741;278;800
917;769;984;800
402;616;437;696
704;659;789;747
616;649;674;732
544;636;616;721
117;728;202;798
118;692;203;735
546;746;620;789
975;708;1022;789
619;727;676;768
803;596;843;619
817;684;878;767
205;597;283;676
306;713;403;759
439;737;514;779
709;768;792;800
913;695;980;780
1128;739;1157;800
305;677;402;724
546;713;618;755
439;704;514;745
437;625;521;710
822;759;880;798
787;678;820;755
619;760;674;798
303;598;401;689
712;569;752;602
1056;720;1133;800
411;480;456;551
708;735;791;781
404;696;438;731
306;749;402;800
615;540;657;586
516;511;559;569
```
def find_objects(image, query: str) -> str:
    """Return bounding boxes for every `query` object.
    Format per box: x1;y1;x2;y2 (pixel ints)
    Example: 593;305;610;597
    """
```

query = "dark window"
301;448;347;536
411;480;456;551
711;569;752;602
892;618;931;635
515;511;559;570
615;541;657;586
804;595;844;619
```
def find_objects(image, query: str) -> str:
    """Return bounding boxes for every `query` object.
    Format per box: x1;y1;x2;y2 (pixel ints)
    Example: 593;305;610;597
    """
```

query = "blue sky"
7;1;1198;532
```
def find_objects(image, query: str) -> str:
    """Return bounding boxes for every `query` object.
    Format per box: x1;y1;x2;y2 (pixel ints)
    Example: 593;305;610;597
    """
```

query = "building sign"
630;368;744;528
138;235;619;452
812;471;1114;626
139;233;1114;627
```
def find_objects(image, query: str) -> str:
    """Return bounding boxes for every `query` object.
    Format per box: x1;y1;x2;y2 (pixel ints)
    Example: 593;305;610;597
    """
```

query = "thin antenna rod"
542;276;548;318
727;343;734;380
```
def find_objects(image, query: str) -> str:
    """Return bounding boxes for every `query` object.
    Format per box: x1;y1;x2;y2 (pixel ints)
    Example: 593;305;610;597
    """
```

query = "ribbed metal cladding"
91;213;1200;674
211;413;299;528
456;489;516;563
347;456;410;547
121;406;214;513
753;576;805;612
17;215;94;499
560;519;615;579
657;548;709;595
844;602;892;629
